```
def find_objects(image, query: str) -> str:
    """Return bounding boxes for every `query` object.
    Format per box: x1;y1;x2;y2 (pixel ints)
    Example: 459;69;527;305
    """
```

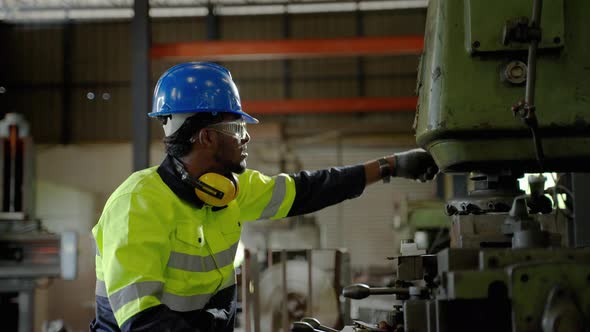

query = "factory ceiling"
0;0;427;21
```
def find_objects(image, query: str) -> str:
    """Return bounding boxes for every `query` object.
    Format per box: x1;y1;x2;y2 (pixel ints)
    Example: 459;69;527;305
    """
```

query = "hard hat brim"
148;109;259;124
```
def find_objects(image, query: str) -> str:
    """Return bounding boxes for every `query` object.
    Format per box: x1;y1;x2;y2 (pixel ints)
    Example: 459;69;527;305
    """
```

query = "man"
91;62;437;332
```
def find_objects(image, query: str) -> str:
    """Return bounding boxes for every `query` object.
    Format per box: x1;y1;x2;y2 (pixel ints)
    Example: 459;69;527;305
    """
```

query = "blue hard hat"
148;62;258;124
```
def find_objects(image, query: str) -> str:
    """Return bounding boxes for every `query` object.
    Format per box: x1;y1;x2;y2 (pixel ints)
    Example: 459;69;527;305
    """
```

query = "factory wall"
0;9;425;142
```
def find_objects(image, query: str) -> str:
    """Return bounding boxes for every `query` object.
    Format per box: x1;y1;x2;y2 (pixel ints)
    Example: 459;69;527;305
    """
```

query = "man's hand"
393;148;438;182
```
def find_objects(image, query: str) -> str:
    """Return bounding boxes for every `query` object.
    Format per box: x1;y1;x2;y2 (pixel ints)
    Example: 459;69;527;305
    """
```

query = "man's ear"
197;128;216;147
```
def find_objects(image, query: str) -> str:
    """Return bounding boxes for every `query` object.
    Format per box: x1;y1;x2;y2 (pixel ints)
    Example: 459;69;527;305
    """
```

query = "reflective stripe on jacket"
92;166;296;327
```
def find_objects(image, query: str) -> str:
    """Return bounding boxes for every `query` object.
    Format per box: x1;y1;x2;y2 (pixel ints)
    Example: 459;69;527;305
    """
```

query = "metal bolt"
510;66;524;78
503;61;528;85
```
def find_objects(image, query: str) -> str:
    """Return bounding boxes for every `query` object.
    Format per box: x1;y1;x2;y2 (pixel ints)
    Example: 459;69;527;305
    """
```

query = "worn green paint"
415;0;590;172
479;248;590;269
509;262;590;331
408;201;449;229
443;270;507;299
442;260;590;331
466;0;564;53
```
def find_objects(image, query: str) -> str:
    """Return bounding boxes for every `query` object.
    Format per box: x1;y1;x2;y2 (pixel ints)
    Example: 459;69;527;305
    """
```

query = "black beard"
214;148;246;174
228;160;246;174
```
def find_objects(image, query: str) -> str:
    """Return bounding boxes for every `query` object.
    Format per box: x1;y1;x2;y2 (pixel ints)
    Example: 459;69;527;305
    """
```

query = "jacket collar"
157;154;205;209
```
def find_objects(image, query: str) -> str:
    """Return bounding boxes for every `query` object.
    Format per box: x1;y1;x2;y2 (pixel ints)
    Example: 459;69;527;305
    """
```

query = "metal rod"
369;287;410;295
306;249;313;317
243;249;251;332
252;252;261;332
18;288;34;332
342;283;409;299
335;250;352;326
281;250;289;332
521;0;545;169
525;0;543;107
8;125;17;212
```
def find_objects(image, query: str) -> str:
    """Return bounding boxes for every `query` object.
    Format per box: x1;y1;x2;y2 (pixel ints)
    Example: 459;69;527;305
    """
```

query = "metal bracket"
502;17;542;45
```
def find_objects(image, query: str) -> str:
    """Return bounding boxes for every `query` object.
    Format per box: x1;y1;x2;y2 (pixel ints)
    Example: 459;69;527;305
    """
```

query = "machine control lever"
342;283;409;300
302;317;339;332
291;321;323;332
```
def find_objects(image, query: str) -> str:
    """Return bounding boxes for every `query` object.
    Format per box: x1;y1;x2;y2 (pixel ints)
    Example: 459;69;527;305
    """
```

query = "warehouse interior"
0;0;588;331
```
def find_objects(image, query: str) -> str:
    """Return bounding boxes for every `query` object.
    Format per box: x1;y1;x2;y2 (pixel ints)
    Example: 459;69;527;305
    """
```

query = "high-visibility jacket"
92;164;296;328
92;154;366;331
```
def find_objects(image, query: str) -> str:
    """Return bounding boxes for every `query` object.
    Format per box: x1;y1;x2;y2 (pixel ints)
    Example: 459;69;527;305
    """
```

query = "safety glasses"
206;119;249;141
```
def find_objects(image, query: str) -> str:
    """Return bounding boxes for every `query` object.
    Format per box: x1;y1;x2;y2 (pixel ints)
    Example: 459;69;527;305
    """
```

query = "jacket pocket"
216;204;242;245
219;221;241;246
174;220;206;249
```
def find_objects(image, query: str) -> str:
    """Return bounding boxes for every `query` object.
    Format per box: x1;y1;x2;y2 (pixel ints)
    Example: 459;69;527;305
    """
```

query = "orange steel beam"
242;96;417;115
151;36;424;61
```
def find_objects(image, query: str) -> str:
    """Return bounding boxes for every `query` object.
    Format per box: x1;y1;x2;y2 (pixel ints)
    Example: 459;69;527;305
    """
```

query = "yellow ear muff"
194;172;238;207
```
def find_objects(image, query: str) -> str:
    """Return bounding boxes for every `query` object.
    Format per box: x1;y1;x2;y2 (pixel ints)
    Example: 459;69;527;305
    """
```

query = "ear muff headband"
172;157;238;207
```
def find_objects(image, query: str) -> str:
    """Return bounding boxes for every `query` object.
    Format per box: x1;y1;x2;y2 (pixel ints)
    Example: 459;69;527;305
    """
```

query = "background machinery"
293;0;590;331
0;113;77;332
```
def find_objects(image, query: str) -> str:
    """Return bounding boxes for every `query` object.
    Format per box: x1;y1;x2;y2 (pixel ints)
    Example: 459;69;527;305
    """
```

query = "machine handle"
302;317;339;332
291;321;323;332
342;283;409;300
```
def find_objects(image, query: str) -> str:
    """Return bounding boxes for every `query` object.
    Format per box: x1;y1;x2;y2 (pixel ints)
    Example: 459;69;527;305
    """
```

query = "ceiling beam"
243;96;417;115
151;36;424;61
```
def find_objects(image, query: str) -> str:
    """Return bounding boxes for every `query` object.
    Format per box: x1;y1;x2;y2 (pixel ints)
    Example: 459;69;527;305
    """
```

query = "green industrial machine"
415;0;590;174
292;1;590;331
406;1;590;330
404;0;590;331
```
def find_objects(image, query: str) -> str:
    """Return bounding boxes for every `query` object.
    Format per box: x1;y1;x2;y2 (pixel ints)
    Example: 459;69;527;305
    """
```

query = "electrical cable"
530;126;544;171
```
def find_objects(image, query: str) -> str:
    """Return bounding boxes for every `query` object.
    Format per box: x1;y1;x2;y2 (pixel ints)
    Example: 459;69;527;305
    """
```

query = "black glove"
393;148;438;182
